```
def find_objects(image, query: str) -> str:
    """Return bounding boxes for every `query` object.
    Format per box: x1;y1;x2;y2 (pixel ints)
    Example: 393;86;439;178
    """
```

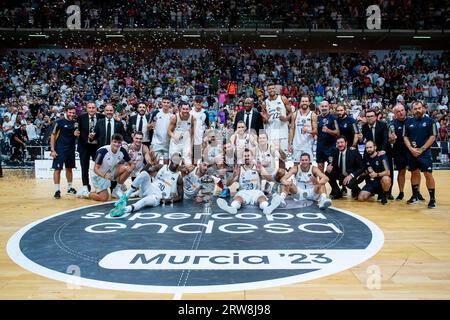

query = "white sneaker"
111;187;123;199
279;196;287;208
318;196;332;210
120;184;127;192
264;194;282;215
217;198;237;214
76;188;90;199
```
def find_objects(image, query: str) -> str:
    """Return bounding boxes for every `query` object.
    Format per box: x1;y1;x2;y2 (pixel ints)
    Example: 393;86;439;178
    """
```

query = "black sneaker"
428;199;436;209
381;195;388;205
54;190;61;199
387;193;394;200
67;187;77;195
407;196;418;204
396;192;404;200
417;193;425;201
341;186;347;195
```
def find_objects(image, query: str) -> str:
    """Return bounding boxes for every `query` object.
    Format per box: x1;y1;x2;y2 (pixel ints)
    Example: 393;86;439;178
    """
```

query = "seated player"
358;140;392;205
182;161;210;202
216;148;282;215
279;152;332;210
110;153;183;216
78;133;136;201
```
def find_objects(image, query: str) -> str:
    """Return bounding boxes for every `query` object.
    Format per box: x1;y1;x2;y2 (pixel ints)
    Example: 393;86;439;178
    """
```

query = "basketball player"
261;83;292;154
288;95;317;163
279;153;332;210
216;148;282;215
124;131;156;180
190;96;210;164
110;153;184;216
316;100;340;172
230;120;257;165
78;133;136;201
168;102;196;165
150;96;173;164
181;161;209;201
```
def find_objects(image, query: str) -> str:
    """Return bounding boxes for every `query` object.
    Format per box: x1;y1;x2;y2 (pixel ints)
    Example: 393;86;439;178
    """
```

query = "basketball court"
1;170;449;300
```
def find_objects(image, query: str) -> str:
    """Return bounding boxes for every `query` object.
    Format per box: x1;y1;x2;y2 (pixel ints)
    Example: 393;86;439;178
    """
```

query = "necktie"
138;115;143;132
245;112;250;129
106;119;111;145
371;126;375;141
340;151;347;175
89;117;95;132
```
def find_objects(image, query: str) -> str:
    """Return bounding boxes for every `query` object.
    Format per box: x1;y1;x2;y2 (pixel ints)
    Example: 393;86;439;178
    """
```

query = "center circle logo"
7;200;384;294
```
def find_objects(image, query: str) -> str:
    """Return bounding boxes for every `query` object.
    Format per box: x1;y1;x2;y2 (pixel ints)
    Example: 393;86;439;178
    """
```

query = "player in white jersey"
279;153;332;210
150;96;173;164
124;131;156;179
289;95;318;163
110;153;184;216
181;161;209;201
78;133;136;201
168;103;196;165
230;120;257;165
216;148;282;215
261;83;292;154
256;131;286;194
190;96;210;163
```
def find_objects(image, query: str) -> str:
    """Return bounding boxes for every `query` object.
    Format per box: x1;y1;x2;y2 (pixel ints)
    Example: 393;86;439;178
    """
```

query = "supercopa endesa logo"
7;200;383;293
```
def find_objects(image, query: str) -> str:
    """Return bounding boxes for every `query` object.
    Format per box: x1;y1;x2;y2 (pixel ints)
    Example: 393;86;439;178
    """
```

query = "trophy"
200;174;215;214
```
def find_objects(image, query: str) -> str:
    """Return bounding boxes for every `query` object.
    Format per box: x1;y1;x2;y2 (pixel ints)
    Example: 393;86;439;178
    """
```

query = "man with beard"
389;103;423;201
357;141;392;205
110;153;183;216
289;95;318;164
50;106;80;199
326;136;365;199
127;102;151;146
150;96;173;164
403;101;437;208
168;102;196;165
316;100;340;172
216;148;282;215
279;152;332;210
261;83;292;154
336;104;359;149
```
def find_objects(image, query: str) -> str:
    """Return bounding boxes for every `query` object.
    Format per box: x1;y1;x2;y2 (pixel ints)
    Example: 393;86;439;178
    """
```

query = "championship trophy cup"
200;174;215;214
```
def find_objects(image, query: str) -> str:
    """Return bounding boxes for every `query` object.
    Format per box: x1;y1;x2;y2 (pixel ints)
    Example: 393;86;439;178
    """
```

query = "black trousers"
326;170;361;194
79;143;99;190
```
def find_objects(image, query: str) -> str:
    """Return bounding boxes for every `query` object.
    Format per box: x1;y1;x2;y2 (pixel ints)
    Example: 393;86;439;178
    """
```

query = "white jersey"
128;143;145;177
238;165;261;191
295;165;315;190
172;113;192;145
265;95;288;139
95;145;130;176
151;110;172;146
154;165;181;199
293;110;314;149
235;133;251;164
183;168;202;199
204;144;222;164
141;173;163;199
190;108;207;145
256;144;278;174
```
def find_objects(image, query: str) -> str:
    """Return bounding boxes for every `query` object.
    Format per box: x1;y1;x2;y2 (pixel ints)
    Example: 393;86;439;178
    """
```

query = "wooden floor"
1;170;449;300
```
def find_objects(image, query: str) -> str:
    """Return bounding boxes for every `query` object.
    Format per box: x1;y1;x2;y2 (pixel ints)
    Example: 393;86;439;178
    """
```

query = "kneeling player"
216;148;282;215
279;153;332;210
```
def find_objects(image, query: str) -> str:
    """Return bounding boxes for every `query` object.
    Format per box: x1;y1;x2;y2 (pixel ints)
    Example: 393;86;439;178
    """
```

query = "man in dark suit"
233;97;264;135
326;136;365;199
127;102;151;146
94;104;125;147
359;109;393;198
76;102;104;195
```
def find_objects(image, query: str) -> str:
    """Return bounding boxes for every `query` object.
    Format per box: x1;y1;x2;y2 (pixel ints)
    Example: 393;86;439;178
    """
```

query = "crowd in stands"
0;48;449;161
0;0;448;30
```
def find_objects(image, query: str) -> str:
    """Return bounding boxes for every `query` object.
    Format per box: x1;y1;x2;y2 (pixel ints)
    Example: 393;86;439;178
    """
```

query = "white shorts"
169;141;192;165
152;143;170;160
296;187;319;201
235;189;266;205
92;174;111;193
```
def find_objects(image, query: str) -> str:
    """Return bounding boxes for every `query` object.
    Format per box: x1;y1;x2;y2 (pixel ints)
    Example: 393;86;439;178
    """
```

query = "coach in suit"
360;109;393;198
233;97;264;135
326;136;365;199
77;102;104;193
126;103;151;146
94;104;125;147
